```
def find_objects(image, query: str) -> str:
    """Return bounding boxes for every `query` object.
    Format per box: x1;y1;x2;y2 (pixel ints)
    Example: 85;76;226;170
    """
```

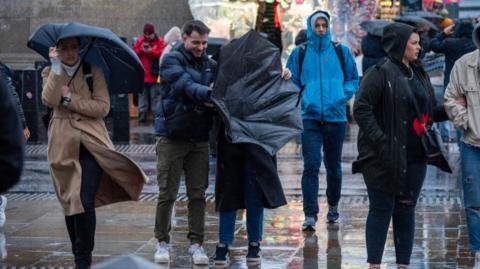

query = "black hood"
382;22;416;63
454;21;474;38
474;23;480;49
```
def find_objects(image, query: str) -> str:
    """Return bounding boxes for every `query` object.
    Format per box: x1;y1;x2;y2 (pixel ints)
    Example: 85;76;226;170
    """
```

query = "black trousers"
65;144;102;269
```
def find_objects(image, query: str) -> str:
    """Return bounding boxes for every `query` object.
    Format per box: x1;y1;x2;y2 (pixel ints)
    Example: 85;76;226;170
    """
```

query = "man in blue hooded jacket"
287;10;359;230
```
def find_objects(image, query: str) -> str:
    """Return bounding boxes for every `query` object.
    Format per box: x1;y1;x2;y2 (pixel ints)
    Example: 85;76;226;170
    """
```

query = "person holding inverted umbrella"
28;23;148;269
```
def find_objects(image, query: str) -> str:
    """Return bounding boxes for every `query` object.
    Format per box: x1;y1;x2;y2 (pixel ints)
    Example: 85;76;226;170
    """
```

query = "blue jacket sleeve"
342;45;359;102
429;33;448;53
160;53;211;102
286;47;301;89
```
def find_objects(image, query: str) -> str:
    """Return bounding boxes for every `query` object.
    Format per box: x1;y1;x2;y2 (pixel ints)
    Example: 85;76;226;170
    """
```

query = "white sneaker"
474;252;480;269
154;242;170;264
0;196;7;228
189;243;209;265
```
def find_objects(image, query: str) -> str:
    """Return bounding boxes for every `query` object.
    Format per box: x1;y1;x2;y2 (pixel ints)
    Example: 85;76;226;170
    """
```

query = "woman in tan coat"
41;37;147;269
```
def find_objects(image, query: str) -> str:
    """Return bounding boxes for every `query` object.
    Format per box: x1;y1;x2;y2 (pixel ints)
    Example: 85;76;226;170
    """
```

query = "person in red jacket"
133;23;165;123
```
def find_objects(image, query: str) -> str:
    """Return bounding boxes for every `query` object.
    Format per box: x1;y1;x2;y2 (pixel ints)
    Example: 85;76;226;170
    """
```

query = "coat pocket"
465;86;480;107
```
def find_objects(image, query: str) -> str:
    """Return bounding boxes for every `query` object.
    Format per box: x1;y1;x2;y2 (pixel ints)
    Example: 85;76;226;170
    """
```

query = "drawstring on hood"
306;10;332;51
473;22;480;49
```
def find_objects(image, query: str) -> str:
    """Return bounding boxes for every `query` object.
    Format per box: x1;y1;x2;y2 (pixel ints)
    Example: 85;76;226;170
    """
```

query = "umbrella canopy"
92;255;163;269
211;30;303;156
403;11;443;19
360;20;392;37
27;22;144;94
394;16;439;32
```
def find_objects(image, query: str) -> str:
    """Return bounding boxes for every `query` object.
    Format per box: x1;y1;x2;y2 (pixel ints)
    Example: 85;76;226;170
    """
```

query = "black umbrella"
394;16;439;31
92;255;163;269
27;22;144;94
360;20;392;37
211;30;303;156
403;11;443;19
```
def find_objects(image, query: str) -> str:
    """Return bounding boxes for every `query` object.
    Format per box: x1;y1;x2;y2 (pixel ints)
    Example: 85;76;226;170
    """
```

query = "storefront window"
188;0;258;40
188;0;379;63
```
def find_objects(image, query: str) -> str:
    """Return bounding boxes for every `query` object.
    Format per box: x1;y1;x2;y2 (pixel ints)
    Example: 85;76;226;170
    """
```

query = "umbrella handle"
67;37;96;86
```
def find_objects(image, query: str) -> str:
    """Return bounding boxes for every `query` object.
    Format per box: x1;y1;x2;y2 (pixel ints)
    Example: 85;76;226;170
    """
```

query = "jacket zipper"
319;42;324;122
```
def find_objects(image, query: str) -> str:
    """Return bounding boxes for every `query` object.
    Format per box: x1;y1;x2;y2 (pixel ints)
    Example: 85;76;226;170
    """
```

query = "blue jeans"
366;163;426;265
218;160;264;245
461;142;480;253
433;84;451;141
301;119;346;217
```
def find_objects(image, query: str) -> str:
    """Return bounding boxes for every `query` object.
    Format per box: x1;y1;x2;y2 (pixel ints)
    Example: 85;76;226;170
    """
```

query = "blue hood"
306;10;332;51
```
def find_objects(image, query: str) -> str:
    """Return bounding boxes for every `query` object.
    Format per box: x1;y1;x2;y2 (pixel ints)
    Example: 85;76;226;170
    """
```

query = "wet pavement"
1;121;475;268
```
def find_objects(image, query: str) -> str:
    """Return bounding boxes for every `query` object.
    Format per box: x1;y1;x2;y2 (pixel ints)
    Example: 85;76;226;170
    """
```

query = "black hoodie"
353;22;447;194
430;21;476;86
382;22;416;64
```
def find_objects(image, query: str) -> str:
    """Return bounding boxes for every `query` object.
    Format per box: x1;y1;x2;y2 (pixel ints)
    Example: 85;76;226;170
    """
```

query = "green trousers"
154;137;209;244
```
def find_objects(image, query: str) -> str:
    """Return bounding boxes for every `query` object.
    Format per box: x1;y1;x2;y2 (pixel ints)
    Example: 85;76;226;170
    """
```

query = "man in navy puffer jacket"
153;20;216;265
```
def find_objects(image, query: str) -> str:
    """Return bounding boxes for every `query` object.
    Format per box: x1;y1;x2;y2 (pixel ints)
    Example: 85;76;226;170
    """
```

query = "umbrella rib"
96;45;138;71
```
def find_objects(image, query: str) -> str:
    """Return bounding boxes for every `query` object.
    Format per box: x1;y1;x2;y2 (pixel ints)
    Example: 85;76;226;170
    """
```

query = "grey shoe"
302;216;316;231
154;242;170;264
189;243;209;265
327;205;339;223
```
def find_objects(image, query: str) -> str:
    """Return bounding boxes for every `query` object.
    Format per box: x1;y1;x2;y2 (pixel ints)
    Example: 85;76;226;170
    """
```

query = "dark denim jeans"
301;119;346;217
461;142;480;253
366;163;427;265
138;83;159;113
65;144;102;269
218;160;264;245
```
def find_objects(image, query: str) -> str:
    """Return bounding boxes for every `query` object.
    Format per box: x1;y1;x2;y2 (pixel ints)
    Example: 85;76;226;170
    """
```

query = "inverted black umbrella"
92;255;163;269
27;22;144;94
395;16;439;31
211;30;303;156
360;20;392;37
403;11;443;19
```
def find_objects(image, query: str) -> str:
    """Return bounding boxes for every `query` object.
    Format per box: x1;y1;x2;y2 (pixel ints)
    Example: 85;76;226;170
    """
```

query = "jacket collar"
466;49;480;68
178;43;209;64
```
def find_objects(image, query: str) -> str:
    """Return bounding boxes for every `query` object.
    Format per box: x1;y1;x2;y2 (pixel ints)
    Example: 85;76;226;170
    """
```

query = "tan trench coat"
444;50;480;147
41;64;148;216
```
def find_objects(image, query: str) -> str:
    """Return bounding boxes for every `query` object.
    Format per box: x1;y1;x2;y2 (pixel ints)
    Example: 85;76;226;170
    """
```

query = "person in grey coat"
0;62;30;142
0;61;29;229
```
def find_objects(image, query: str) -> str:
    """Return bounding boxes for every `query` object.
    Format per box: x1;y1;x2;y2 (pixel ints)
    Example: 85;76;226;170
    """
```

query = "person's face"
144;32;154;40
58;38;80;66
182;31;208;58
314;18;328;36
403;32;421;63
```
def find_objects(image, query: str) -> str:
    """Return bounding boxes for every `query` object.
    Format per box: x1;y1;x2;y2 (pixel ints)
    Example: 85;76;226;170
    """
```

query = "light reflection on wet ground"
2;123;473;268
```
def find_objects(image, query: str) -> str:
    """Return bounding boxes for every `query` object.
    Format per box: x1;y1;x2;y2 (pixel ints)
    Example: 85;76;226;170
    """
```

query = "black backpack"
295;41;346;106
41;63;94;129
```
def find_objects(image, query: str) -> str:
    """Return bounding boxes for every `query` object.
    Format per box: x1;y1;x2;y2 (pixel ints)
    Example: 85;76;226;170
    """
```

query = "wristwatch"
61;96;71;106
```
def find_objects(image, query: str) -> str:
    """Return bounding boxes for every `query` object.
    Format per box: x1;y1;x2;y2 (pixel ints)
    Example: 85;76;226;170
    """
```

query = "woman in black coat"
353;23;448;269
212;69;292;266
